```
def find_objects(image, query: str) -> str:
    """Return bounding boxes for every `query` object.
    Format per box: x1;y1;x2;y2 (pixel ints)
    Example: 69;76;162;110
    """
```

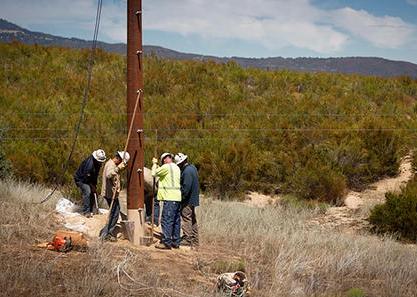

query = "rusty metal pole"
127;0;144;246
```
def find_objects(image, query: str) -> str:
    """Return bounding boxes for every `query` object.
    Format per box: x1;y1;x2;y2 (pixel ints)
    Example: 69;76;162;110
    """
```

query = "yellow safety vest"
152;163;181;202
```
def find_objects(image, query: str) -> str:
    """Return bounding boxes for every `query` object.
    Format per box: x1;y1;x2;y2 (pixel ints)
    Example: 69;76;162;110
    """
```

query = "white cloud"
330;7;416;49
143;0;416;53
0;0;415;54
143;0;348;53
407;0;417;6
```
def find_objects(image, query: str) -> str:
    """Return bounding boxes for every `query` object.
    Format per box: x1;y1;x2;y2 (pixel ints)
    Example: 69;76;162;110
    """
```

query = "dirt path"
308;155;414;233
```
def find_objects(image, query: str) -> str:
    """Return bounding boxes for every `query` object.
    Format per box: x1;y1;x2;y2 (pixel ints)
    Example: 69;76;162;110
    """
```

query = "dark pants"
145;191;160;226
154;196;160;226
99;197;120;237
75;181;94;214
181;204;199;246
161;201;181;247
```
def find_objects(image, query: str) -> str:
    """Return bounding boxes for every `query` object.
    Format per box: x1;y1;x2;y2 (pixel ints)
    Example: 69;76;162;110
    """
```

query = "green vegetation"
346;288;366;297
1;42;417;201
0;132;12;179
210;259;246;274
369;157;417;241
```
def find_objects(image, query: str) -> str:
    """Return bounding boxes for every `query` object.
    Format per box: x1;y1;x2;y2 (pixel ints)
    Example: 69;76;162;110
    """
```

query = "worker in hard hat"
74;149;106;218
99;151;130;241
152;152;182;249
175;153;200;247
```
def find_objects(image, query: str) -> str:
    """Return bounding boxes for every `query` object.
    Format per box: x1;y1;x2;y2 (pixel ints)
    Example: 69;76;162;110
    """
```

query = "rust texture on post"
127;0;144;210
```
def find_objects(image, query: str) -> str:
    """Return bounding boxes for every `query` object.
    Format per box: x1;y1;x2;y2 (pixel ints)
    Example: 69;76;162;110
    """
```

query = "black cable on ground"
41;0;103;204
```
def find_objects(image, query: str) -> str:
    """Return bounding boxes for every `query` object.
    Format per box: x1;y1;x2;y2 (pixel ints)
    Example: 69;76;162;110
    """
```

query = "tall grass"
200;200;417;297
0;178;58;243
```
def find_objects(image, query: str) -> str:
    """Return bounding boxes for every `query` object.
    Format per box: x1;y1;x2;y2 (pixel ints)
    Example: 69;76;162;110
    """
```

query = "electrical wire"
40;0;103;204
5;112;414;117
2;127;417;133
3;128;417;143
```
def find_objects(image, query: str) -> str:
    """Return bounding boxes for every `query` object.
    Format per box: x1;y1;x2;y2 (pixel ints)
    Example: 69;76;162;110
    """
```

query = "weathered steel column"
127;0;144;245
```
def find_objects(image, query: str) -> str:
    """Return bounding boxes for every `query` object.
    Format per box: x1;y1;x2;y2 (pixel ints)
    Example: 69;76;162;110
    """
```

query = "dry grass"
0;178;59;245
199;200;417;297
1;179;417;297
0;179;214;297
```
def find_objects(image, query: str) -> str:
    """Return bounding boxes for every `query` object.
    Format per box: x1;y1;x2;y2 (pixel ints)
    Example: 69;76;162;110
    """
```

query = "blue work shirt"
74;155;101;185
180;163;200;207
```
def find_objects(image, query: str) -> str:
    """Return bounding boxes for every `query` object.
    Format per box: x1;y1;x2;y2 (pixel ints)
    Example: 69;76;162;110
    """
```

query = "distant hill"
1;18;417;78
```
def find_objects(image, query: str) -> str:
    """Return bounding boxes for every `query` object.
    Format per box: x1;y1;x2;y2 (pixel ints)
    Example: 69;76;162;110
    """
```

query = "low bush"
286;154;347;204
334;125;401;190
0;132;12;179
369;178;417;241
0;145;12;179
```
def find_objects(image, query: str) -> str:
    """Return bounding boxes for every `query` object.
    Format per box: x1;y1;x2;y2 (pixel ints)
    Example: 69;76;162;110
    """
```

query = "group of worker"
151;152;199;249
73;149;200;249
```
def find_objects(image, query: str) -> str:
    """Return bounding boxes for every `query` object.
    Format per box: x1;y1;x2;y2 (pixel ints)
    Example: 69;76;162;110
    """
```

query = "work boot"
146;222;158;229
171;244;180;249
155;242;171;250
83;212;92;218
180;240;192;247
104;234;117;242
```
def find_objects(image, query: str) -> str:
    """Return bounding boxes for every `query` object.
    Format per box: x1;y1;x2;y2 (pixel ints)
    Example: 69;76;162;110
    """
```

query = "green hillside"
1;42;417;201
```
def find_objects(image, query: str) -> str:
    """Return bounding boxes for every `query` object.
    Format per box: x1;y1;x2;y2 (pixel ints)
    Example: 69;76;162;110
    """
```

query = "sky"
1;0;417;63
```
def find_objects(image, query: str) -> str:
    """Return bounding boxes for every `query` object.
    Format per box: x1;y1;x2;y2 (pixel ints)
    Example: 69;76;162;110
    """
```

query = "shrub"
369;179;417;241
196;141;258;199
361;122;401;178
334;122;402;190
287;158;347;204
0;133;12;179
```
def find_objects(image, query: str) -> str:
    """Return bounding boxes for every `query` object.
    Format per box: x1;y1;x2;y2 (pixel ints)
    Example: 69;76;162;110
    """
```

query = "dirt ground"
52;210;238;296
241;155;414;235
308;155;414;233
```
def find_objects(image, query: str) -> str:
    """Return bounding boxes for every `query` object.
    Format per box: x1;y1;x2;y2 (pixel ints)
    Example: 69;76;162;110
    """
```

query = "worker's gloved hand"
117;162;126;171
151;162;158;173
152;157;158;164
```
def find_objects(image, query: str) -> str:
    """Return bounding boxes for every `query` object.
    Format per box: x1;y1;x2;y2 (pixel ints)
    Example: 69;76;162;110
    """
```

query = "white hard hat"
117;151;130;163
160;152;173;164
174;153;188;165
92;149;106;163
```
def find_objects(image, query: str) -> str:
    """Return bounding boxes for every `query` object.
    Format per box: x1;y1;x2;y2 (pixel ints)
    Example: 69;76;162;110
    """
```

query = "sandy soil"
308;155;414;233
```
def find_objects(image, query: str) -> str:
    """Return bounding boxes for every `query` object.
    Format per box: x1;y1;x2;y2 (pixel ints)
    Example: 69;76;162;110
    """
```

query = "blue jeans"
160;201;181;247
99;197;120;237
75;181;94;214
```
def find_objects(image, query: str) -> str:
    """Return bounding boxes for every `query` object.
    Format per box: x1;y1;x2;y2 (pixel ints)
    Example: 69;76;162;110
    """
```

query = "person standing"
152;152;182;250
74;149;106;217
99;151;130;241
175;153;200;247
